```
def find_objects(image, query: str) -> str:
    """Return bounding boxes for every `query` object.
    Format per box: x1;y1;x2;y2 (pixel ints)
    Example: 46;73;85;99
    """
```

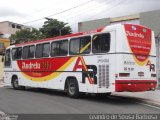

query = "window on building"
0;43;4;48
17;25;21;29
26;28;31;31
23;45;35;59
70;36;91;55
51;40;68;57
92;33;110;53
12;47;22;60
12;24;15;28
0;43;5;55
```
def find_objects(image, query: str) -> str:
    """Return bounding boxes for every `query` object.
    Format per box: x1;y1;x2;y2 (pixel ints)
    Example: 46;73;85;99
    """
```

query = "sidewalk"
113;90;160;107
0;79;4;87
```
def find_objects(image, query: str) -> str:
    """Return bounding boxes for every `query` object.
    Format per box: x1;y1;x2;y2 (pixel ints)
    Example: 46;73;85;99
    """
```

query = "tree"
40;18;72;38
10;28;44;44
10;18;72;44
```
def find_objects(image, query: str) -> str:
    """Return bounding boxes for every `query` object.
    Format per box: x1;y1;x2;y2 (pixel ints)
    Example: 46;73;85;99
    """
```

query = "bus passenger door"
4;49;12;85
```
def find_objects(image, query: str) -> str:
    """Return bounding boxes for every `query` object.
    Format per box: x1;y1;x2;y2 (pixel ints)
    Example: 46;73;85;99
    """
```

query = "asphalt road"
0;87;160;114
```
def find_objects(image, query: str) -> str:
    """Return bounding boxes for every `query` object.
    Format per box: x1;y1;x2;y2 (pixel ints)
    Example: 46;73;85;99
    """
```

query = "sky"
0;0;160;32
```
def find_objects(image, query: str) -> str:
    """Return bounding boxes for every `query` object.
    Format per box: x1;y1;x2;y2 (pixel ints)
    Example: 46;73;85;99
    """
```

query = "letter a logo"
73;57;85;71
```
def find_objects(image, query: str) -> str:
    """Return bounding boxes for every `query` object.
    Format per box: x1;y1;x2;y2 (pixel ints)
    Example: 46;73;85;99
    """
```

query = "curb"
0;111;11;120
0;111;6;118
0;111;5;115
0;81;4;87
140;99;160;108
113;93;160;108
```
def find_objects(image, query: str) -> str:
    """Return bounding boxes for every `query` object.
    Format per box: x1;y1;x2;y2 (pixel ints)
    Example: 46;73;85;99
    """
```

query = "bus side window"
12;47;22;60
17;47;22;59
51;42;59;57
51;40;68;57
28;46;35;58
92;33;110;53
4;49;11;67
12;48;17;60
36;44;43;58
70;38;80;55
23;45;35;59
23;46;29;59
43;43;50;57
59;40;68;56
36;43;50;58
70;36;91;55
80;36;91;54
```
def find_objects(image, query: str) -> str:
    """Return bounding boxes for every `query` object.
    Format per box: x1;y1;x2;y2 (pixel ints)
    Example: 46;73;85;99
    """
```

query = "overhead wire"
63;0;127;29
14;0;127;40
22;0;113;28
55;0;113;20
22;0;94;24
25;0;118;28
24;0;91;18
22;0;127;32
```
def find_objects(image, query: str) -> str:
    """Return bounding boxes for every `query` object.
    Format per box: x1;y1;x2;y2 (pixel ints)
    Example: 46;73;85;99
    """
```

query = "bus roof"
15;27;105;47
13;23;152;47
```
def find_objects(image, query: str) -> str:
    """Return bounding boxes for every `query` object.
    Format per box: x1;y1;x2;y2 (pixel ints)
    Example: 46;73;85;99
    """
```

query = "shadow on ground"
5;87;143;105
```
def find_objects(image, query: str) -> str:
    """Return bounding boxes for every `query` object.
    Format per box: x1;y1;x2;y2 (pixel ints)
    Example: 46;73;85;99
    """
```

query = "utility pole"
59;29;62;36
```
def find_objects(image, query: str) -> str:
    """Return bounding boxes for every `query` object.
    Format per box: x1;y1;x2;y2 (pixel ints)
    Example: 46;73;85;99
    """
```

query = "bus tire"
67;78;80;98
12;76;25;90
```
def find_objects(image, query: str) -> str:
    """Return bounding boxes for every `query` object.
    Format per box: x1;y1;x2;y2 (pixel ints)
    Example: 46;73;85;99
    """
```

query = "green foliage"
10;28;44;44
10;18;72;44
40;18;72;38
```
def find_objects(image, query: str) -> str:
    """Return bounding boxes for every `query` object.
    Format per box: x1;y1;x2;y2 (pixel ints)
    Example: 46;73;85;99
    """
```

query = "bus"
3;23;157;98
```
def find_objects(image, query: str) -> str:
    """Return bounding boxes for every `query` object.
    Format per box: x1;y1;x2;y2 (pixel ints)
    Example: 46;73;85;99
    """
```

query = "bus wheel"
67;78;79;98
12;77;25;90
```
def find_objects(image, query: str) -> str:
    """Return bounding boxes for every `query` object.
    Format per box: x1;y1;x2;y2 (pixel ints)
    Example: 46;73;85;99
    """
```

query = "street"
0;87;160;114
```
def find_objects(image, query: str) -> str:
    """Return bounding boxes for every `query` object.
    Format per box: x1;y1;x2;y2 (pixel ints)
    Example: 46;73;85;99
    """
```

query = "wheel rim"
69;83;76;95
13;79;19;88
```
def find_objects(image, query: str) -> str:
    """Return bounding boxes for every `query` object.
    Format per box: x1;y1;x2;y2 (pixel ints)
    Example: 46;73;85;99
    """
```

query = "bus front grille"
98;65;109;88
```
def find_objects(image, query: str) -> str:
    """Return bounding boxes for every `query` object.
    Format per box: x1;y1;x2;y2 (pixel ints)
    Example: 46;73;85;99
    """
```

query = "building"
0;37;10;80
0;21;32;44
78;10;160;37
0;38;10;54
0;21;31;80
78;9;160;88
0;21;31;35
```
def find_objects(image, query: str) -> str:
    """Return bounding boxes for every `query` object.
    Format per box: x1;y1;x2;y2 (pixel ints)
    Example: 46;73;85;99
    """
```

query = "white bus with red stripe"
3;23;157;98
